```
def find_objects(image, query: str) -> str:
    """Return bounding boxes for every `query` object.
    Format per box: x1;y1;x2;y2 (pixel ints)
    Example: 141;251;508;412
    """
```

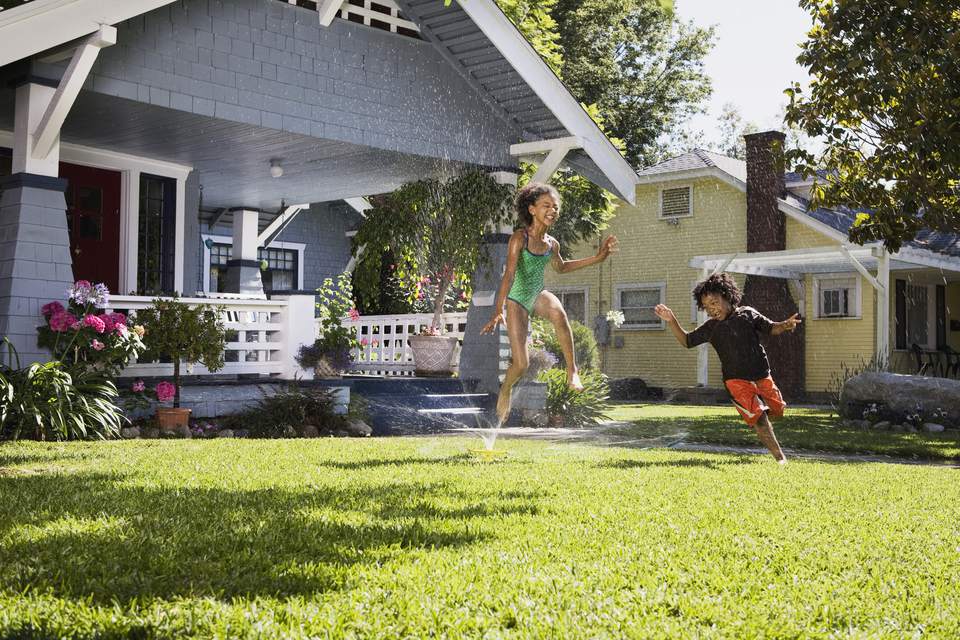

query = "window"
813;275;860;319
895;281;947;350
660;185;692;219
615;283;665;329
138;174;176;294
204;235;305;294
556;288;587;325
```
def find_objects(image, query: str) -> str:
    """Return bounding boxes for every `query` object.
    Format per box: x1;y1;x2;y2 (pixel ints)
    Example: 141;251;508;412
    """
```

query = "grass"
606;403;960;462
1;438;959;638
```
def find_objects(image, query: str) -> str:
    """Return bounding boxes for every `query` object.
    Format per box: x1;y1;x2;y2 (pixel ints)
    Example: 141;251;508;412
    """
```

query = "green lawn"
606;403;960;462
1;439;959;638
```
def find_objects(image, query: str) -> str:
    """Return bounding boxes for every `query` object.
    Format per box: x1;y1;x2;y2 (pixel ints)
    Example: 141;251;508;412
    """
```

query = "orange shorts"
724;376;786;426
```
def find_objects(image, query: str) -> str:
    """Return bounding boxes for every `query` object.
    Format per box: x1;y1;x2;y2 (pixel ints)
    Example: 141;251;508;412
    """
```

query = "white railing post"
338;311;468;376
275;294;316;380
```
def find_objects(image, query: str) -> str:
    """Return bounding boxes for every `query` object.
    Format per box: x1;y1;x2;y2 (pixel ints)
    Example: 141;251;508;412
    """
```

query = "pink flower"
371;339;379;347
348;308;360;321
113;323;128;336
98;313;115;332
360;337;369;346
155;381;176;403
74;280;91;289
49;310;77;333
83;314;106;334
90;339;105;351
132;380;145;393
41;301;64;317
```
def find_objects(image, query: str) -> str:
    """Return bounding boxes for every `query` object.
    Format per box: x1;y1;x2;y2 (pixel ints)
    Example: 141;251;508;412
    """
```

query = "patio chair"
911;343;930;375
940;345;960;379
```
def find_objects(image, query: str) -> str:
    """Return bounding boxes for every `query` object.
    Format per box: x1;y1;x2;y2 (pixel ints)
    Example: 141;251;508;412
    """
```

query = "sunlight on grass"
1;438;959;638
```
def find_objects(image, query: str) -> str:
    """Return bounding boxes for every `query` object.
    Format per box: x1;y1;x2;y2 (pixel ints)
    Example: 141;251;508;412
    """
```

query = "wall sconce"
269;159;283;178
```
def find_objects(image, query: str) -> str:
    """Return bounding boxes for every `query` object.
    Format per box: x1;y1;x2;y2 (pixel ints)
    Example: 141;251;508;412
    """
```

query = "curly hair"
692;272;743;310
515;182;561;226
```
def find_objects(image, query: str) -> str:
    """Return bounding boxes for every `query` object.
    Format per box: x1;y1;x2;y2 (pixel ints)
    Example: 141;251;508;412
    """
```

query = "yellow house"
544;131;960;398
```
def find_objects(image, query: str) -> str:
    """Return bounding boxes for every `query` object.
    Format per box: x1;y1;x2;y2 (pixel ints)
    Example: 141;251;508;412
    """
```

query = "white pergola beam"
511;136;583;184
316;0;344;26
839;244;883;291
32;24;116;160
344;197;372;217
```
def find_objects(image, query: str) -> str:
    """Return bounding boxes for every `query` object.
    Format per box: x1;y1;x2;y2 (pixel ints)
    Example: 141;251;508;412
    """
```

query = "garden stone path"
439;421;960;469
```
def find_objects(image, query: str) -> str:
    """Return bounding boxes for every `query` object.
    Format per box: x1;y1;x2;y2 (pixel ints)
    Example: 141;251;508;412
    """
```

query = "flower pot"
156;407;191;430
408;335;459;377
313;357;342;378
548;414;564;428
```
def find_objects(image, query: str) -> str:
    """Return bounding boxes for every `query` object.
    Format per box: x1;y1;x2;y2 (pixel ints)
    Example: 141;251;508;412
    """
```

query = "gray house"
0;0;638;376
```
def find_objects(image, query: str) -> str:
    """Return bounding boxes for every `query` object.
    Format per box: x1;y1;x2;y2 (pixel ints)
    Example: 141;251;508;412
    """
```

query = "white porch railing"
326;312;469;376
106;294;315;379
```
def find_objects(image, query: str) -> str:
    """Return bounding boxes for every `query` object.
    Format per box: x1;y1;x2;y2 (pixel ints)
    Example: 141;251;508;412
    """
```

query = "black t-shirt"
686;306;774;381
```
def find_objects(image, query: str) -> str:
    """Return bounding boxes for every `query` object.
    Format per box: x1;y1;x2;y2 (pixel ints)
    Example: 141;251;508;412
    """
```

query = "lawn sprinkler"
468;447;508;461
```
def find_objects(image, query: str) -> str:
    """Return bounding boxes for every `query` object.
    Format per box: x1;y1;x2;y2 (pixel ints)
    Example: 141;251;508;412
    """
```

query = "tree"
552;0;715;168
712;103;759;160
784;0;960;251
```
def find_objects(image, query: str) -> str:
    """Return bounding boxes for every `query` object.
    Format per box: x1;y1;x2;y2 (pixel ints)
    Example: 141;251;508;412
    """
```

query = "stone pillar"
459;169;518;394
743;131;805;397
0;173;74;366
223;208;264;296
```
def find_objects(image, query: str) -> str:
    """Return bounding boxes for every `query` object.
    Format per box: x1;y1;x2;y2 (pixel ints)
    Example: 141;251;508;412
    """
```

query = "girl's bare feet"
495;390;512;425
567;370;584;392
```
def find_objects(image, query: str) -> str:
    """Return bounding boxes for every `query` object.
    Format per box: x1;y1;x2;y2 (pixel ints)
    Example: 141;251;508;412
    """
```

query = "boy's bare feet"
567;370;584;392
753;416;786;463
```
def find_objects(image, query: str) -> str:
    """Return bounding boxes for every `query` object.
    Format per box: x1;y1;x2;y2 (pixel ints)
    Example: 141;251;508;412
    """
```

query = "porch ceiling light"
269;159;283;178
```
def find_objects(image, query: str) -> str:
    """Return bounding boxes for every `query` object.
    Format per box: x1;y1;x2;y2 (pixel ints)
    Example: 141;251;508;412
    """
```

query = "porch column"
459;169;518;394
876;250;890;364
223;208;264;296
0;79;74;365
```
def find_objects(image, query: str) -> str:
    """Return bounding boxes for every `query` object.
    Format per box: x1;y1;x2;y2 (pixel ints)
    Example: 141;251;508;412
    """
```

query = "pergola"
688;243;960;385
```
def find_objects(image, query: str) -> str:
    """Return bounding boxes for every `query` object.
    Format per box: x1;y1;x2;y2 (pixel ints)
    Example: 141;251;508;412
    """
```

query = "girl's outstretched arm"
551;236;618;274
481;231;523;334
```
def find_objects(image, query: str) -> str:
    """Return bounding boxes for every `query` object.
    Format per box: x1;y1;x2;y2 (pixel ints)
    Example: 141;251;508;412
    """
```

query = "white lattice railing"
283;0;420;37
321;312;468;376
106;295;308;378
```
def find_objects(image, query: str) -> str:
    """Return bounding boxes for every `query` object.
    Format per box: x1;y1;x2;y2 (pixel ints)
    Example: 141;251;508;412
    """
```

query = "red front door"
59;162;121;293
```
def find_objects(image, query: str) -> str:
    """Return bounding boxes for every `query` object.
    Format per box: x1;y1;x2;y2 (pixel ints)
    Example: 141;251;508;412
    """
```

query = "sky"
673;0;814;141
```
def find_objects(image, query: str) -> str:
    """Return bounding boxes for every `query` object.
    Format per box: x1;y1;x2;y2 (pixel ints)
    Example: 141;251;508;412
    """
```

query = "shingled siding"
84;0;515;166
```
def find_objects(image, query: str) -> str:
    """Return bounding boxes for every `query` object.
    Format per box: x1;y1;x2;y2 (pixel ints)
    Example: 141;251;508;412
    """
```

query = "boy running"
654;272;801;463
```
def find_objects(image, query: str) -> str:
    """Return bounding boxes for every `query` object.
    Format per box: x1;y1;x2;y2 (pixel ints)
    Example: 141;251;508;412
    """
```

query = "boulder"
301;425;320;438
216;429;235;438
142;427;160;439
872;421;891;431
841;373;960;424
924;423;946;433
120;427;141;439
344;419;372;437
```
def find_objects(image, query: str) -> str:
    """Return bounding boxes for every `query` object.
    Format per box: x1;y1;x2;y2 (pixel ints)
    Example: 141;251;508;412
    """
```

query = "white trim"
613;281;666;330
812;273;862;320
457;0;639;204
777;197;849;243
257;203;309;246
316;0;344;26
0;0;178;68
635;167;744;191
510;136;583;159
658;184;693;220
201;233;306;294
551;285;589;325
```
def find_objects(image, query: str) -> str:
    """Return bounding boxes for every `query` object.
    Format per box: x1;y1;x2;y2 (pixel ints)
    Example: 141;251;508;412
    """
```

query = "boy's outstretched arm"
654;304;688;347
770;313;802;336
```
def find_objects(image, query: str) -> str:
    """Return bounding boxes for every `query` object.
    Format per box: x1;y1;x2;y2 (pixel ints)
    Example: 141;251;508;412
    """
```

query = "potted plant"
352;171;513;376
297;272;360;377
135;298;227;429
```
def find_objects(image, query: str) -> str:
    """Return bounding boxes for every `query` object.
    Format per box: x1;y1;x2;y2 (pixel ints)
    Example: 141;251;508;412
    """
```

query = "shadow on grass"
596;455;755;471
0;470;543;603
615;414;960;462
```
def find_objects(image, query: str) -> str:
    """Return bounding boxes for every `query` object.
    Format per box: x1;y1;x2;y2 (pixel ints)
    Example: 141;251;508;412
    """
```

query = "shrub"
830;354;889;416
298;272;359;372
538;367;610;427
531;318;600;371
0;342;124;441
238;384;346;438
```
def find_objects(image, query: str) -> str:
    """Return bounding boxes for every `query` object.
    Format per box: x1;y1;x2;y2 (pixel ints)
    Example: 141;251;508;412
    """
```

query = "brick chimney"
742;131;805;398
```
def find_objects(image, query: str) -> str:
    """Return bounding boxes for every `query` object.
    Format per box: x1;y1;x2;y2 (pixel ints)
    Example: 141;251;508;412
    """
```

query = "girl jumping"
481;182;618;424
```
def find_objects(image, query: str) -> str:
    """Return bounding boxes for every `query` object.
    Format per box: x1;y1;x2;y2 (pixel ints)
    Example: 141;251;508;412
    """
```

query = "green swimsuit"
507;230;553;314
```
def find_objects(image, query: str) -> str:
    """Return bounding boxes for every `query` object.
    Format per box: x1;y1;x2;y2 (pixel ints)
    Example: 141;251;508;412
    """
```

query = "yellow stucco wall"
544;177;746;388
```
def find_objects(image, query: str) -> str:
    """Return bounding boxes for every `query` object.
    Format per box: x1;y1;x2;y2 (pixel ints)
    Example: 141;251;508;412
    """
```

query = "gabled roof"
638;149;960;260
0;0;639;204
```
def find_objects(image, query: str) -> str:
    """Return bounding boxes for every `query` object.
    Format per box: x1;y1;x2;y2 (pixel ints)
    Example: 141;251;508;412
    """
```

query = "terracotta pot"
156;407;191;430
408;335;458;377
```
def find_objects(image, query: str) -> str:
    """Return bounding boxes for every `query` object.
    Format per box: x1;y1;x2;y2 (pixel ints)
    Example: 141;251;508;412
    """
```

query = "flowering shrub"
418;325;444;337
904;402;925;428
861;402;881;423
36;281;146;377
297;272;359;372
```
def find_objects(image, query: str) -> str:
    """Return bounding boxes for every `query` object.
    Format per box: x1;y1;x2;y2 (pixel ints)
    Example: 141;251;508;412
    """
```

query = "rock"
301;425;320;438
890;423;905;432
923;422;946;433
216;429;235;438
522;410;549;428
903;424;918;433
234;429;249;439
872;421;891;431
120;427;141;439
841;373;960;424
333;429;350;437
282;424;297;438
142;427;160;439
344;420;372;437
